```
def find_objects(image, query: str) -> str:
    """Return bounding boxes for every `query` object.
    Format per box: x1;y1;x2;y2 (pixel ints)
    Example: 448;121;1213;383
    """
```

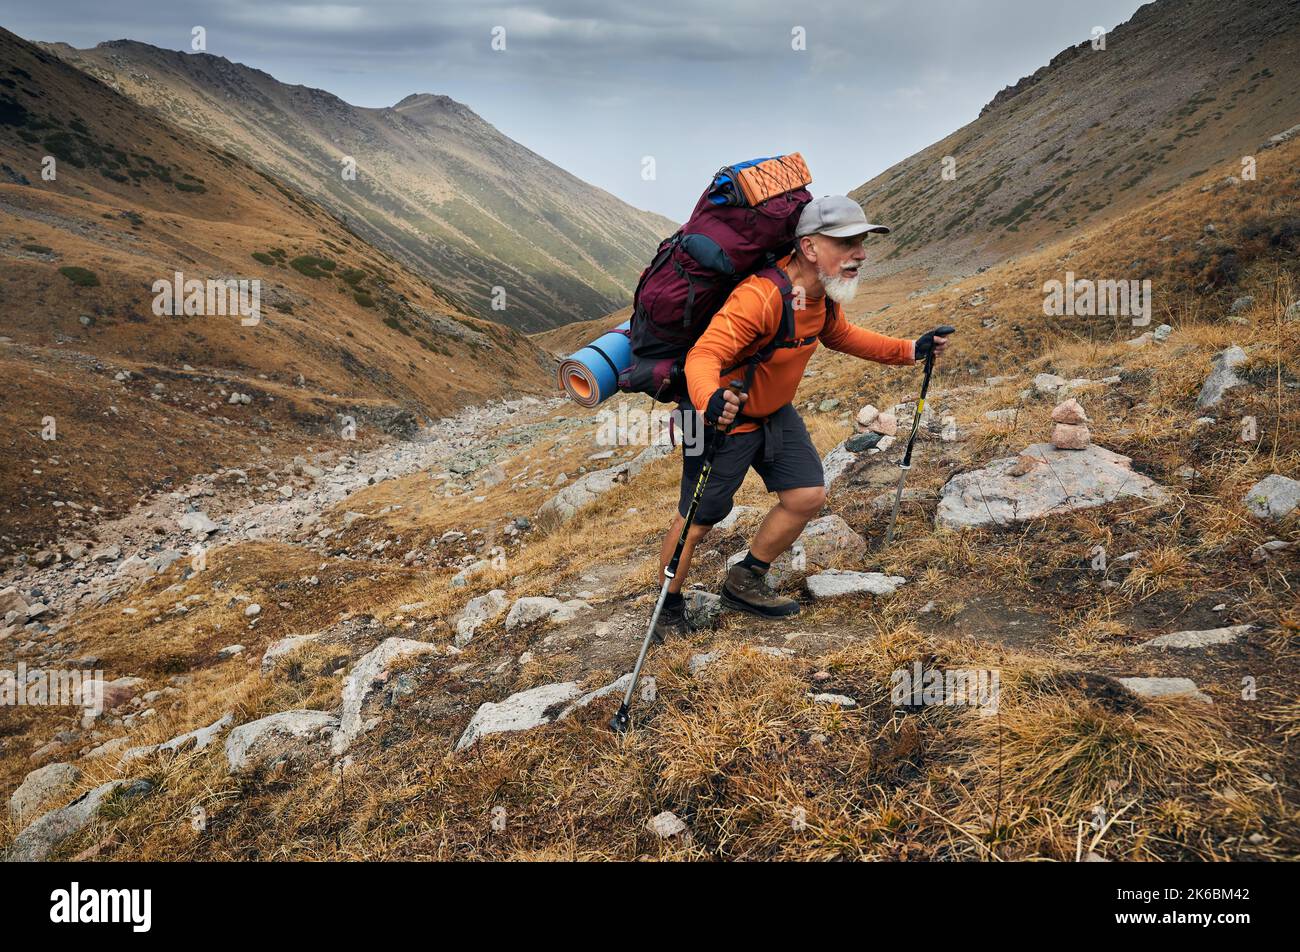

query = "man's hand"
914;327;952;361
704;386;748;427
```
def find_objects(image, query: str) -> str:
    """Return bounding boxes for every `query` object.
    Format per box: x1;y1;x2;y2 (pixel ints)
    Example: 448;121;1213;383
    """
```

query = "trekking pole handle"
918;325;954;398
902;326;955;469
718;378;748;436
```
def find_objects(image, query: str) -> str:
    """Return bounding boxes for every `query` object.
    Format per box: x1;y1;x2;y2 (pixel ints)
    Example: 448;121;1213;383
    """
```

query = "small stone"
1243;474;1300;520
688;651;720;676
1251;540;1293;562
805;569;906;599
1051;398;1088;425
869;412;898;436
1033;373;1066;394
856;404;880;428
684;590;722;630
1117;677;1211;703
808;692;857;708
647;810;687;838
1051;423;1091;450
244;604;261;618
1136;625;1251;650
846;431;884;452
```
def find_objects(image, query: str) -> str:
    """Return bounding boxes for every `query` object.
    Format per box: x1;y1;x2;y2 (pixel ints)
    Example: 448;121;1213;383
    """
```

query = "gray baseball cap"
796;195;891;239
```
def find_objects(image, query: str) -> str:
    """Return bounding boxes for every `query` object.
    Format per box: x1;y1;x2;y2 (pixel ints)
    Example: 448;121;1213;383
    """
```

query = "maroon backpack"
617;154;834;405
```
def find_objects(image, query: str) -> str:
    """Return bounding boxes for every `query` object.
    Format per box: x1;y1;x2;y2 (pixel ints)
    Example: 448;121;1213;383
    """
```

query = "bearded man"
649;195;950;640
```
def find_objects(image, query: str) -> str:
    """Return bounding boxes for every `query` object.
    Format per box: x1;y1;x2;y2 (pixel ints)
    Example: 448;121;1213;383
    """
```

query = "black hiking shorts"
676;402;823;526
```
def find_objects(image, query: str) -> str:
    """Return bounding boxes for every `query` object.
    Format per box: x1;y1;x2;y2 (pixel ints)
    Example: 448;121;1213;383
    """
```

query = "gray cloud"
4;0;1147;220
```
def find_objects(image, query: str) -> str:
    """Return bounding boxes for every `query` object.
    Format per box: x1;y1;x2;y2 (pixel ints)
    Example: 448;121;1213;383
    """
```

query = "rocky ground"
1;306;1296;861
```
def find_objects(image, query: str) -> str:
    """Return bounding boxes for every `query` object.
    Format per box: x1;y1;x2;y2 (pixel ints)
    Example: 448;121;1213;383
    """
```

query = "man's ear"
798;234;817;263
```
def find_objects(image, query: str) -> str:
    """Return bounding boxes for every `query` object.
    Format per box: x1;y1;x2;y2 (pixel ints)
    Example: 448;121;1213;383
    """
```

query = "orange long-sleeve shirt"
684;257;916;434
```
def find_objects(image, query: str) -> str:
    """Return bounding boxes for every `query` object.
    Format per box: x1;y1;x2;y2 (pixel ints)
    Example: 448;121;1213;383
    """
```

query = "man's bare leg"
659;512;713;594
748;486;827;563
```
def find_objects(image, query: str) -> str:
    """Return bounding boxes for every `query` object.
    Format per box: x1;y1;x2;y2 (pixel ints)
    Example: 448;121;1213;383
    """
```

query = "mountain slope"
0;26;556;552
3;136;1296;858
44;41;677;332
1;12;1298;864
850;0;1300;280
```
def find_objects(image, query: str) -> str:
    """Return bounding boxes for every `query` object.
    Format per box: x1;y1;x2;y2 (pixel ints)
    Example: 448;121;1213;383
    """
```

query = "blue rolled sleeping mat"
557;320;632;408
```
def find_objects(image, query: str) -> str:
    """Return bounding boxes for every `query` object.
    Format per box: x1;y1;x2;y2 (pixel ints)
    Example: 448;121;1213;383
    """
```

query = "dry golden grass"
5;136;1299;865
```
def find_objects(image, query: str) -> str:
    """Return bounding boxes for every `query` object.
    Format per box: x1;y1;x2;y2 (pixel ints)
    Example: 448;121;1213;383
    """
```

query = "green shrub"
22;244;52;254
42;131;84;167
289;255;336;278
58;266;99;287
353;291;375;308
251;251;276;265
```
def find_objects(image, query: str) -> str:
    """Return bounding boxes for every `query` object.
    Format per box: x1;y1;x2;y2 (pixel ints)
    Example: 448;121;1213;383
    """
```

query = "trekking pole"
610;378;749;734
882;325;955;548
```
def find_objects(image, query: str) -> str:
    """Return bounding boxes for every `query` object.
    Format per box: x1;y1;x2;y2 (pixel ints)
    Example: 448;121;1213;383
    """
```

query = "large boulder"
225;710;339;774
1136;625;1252;650
504;596;591;631
714;506;758;531
3;779;153;862
684;590;723;629
261;633;326;673
76;676;147;716
455;589;509;646
726;515;866;589
536;444;672;524
822;441;856;491
121;713;234;764
334;638;438;753
455;681;583;751
1196;345;1248;409
9;762;82;826
454;672;647;750
0;586;29;618
178;510;220;536
806;569;906;599
1117;677;1211;703
936;443;1168;530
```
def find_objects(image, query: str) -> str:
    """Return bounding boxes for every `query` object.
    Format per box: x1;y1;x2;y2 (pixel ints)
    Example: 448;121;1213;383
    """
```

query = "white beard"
817;267;861;305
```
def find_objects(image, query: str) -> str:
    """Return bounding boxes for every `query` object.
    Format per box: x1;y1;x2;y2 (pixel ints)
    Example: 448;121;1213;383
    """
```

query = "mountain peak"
394;92;465;112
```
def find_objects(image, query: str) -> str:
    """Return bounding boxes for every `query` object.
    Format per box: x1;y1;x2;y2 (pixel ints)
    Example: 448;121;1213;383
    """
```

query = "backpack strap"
823;295;839;326
720;259;817;378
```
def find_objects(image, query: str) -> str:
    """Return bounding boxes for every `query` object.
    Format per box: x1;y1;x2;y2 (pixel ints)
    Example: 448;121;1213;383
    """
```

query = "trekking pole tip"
609;703;631;734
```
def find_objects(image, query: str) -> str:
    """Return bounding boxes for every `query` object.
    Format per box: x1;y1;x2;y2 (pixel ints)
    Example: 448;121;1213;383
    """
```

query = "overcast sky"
3;0;1148;221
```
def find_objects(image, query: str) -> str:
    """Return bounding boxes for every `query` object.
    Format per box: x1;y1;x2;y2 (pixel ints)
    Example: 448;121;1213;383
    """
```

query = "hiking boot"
651;596;690;644
720;563;801;618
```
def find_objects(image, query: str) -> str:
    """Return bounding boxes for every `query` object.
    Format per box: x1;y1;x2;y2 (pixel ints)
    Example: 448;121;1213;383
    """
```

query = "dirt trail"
1;393;576;661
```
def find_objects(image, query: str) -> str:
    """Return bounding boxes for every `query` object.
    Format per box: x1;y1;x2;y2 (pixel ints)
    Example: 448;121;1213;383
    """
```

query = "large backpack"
617;153;835;405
